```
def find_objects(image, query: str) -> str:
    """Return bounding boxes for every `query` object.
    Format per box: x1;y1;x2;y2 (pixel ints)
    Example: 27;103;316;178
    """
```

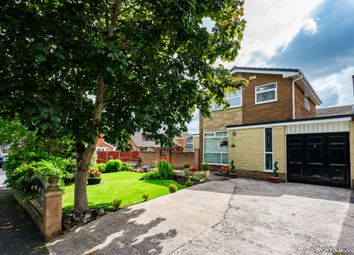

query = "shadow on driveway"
0;187;47;255
48;207;177;255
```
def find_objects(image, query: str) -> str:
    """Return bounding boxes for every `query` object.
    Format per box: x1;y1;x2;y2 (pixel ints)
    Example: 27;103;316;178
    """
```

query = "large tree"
0;0;246;212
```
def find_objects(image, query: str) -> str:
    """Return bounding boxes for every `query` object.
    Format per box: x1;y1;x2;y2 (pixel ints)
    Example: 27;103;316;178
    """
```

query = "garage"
287;132;351;188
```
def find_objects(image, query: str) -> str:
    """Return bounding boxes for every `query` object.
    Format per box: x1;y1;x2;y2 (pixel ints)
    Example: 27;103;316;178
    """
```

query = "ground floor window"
203;131;228;165
264;128;273;171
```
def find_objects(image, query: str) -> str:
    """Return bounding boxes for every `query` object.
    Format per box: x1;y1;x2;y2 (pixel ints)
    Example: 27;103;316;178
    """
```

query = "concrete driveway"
47;178;354;255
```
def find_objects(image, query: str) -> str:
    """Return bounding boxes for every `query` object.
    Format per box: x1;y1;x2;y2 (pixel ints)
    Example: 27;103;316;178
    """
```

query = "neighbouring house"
200;66;354;189
130;132;160;152
0;144;10;155
173;133;195;152
96;137;116;152
96;132;197;168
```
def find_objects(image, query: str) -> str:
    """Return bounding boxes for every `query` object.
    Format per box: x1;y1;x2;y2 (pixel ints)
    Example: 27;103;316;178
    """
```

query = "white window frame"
304;96;311;111
96;147;108;152
263;127;273;172
203;131;228;165
211;90;243;111
185;137;194;152
255;82;278;105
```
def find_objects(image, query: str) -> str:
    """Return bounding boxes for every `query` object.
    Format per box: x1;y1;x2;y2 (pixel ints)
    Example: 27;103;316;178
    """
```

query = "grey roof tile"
316;105;353;117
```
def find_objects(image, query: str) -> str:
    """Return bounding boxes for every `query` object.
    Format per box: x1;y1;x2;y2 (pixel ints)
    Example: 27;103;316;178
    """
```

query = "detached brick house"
200;67;354;189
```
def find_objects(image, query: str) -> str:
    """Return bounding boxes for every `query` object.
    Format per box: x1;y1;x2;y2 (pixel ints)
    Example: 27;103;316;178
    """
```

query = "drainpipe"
292;74;303;119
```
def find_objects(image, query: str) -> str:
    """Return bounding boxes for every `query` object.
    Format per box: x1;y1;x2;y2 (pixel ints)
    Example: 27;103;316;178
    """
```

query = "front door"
287;132;350;188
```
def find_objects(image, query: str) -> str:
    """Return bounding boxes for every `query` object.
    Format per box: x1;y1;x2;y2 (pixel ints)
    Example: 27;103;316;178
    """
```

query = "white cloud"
302;18;318;34
312;66;354;106
221;0;324;68
186;110;199;134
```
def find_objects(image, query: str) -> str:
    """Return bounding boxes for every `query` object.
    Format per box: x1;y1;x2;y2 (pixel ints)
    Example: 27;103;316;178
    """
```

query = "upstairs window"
255;82;277;104
304;96;311;111
211;90;242;110
185;136;194;152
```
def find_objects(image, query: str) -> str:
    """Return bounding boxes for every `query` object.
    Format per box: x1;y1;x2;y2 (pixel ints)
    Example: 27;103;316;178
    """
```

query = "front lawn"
62;171;185;212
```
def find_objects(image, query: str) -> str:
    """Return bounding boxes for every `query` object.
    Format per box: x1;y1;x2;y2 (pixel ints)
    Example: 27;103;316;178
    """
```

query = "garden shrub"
142;193;149;201
120;162;132;172
112;199;122;211
5;159;70;195
139;170;162;180
190;174;206;184
156;160;174;180
183;167;191;177
185;179;193;187
168;184;177;193
201;163;210;171
183;163;190;169
96;163;106;172
105;159;122;172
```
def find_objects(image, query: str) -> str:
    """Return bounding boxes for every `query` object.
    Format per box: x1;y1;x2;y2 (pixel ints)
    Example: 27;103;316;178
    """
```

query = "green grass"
62;171;185;212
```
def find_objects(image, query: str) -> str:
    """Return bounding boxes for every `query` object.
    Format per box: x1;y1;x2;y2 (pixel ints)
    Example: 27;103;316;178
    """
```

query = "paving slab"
47;180;236;255
0;169;47;255
47;178;354;255
173;179;354;255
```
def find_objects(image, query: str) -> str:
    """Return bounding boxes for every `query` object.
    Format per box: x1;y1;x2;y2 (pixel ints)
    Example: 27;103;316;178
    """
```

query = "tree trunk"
74;142;89;212
73;0;117;213
74;79;105;213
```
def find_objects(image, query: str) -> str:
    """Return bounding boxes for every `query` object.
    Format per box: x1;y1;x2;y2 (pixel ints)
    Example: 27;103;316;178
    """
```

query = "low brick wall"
237;169;286;182
170;152;195;168
139;150;197;168
139;151;159;167
13;178;63;241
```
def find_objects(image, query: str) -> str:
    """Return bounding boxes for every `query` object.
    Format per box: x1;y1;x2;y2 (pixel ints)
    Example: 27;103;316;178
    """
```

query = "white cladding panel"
286;121;350;134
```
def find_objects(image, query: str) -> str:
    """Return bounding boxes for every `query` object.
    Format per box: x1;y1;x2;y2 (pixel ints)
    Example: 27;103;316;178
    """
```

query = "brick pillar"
198;113;204;169
43;176;63;241
194;148;200;168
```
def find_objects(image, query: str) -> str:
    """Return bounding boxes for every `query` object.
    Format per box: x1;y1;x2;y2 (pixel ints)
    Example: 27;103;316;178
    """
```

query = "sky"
187;0;354;134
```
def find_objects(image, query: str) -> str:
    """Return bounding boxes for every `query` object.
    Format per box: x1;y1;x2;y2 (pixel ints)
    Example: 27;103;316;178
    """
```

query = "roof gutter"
292;74;303;119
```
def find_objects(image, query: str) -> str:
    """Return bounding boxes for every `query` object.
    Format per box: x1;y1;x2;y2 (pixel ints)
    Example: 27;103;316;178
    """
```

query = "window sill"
262;170;273;173
203;163;228;166
211;105;242;112
255;99;278;105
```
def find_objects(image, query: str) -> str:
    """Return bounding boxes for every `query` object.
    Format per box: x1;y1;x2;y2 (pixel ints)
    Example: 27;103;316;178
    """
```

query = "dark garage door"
287;132;350;188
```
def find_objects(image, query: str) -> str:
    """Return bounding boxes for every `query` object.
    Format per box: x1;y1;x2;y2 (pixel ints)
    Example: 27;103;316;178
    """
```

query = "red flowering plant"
189;166;198;171
88;168;102;178
220;165;229;172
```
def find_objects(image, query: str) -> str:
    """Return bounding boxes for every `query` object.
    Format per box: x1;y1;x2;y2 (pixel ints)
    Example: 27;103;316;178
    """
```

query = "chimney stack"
352;75;354;96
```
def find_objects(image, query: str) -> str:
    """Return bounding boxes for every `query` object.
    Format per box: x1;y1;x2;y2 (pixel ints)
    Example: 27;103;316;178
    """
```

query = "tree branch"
108;0;122;38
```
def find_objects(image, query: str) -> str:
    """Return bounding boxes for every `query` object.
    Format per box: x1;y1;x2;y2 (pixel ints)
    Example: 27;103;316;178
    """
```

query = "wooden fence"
96;151;139;163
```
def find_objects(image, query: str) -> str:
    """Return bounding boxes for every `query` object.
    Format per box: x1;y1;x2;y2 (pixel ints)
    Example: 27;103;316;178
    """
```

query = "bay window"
203;131;228;165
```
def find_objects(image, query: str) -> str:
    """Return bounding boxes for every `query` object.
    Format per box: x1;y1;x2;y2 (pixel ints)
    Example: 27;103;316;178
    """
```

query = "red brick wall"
241;73;293;124
140;150;196;168
170;151;195;168
139;151;159;167
96;138;115;151
294;84;316;119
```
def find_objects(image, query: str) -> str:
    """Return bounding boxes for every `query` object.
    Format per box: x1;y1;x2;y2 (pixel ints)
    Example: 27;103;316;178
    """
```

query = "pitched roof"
316;105;353;117
131;132;160;148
